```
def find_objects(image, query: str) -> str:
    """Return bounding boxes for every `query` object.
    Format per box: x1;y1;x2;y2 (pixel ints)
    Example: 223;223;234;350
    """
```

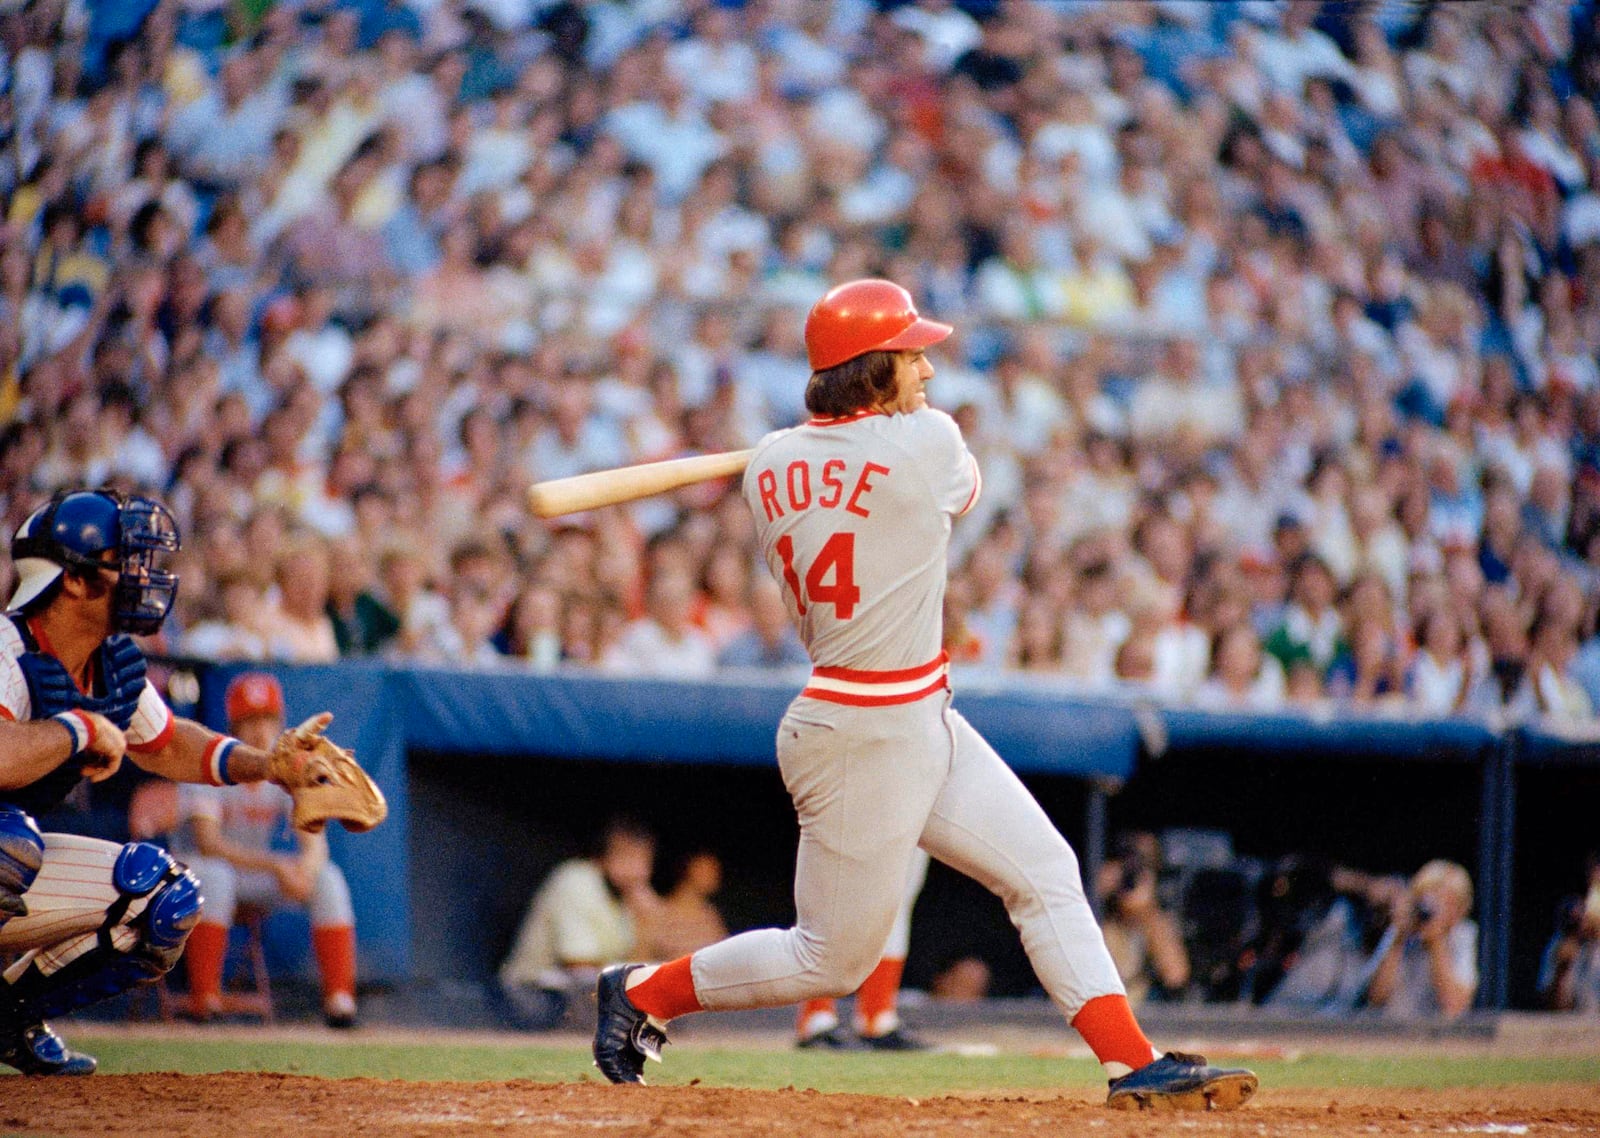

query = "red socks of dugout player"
798;956;907;1038
624;956;703;1020
312;924;357;1008
1071;993;1161;1077
854;957;904;1036
183;921;229;1017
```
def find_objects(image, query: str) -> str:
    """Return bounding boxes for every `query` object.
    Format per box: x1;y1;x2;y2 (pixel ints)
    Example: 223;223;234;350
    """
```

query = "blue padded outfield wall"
187;662;1600;1008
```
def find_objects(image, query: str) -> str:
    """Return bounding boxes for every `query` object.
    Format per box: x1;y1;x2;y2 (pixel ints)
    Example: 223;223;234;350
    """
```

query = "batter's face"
881;349;935;414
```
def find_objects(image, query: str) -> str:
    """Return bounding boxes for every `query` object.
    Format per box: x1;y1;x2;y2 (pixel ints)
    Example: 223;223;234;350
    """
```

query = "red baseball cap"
225;672;284;725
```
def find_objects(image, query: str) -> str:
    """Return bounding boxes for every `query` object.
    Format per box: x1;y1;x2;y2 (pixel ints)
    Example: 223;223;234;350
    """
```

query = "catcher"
0;489;385;1075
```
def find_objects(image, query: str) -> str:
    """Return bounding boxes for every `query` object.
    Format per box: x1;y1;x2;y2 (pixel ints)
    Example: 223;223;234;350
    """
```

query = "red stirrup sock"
183;922;229;1015
312;925;358;1002
797;997;839;1039
624;956;703;1021
1071;993;1159;1075
854;957;904;1037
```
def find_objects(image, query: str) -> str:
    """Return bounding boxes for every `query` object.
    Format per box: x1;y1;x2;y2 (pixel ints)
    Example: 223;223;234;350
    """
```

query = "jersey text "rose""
756;460;891;521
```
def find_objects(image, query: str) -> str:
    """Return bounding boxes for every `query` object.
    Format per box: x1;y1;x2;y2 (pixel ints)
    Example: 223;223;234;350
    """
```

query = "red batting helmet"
225;672;284;726
803;279;953;371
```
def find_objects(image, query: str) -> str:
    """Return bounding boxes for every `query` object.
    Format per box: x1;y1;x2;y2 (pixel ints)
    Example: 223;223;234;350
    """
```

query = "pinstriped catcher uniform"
2;490;380;1072
0;615;182;976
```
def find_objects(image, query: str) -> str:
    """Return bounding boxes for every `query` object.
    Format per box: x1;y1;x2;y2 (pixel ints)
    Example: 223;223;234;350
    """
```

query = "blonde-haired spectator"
181;569;270;661
1526;613;1595;725
1363;860;1477;1020
1195;624;1287;712
266;533;340;662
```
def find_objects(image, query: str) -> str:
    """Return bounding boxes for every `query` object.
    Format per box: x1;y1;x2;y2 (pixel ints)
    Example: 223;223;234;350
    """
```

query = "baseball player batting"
592;280;1258;1111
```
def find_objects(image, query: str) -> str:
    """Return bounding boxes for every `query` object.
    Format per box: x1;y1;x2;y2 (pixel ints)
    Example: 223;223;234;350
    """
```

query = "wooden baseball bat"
527;449;754;518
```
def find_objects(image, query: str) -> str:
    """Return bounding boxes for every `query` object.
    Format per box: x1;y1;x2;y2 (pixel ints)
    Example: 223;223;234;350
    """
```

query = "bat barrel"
527;449;754;518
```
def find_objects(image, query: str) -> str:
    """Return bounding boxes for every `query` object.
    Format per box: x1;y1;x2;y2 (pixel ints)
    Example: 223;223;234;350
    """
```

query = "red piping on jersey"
801;673;950;707
806;410;883;427
957;455;982;516
811;651;948;683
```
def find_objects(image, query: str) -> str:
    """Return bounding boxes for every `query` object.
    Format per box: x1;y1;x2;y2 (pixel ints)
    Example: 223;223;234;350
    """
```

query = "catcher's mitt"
265;712;388;834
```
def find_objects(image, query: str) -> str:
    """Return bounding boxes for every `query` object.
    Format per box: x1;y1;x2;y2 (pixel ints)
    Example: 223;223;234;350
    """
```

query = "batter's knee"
805;938;883;998
114;841;204;971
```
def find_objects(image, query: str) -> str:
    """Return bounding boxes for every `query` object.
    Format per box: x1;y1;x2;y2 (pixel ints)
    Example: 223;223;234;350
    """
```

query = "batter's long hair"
804;350;899;417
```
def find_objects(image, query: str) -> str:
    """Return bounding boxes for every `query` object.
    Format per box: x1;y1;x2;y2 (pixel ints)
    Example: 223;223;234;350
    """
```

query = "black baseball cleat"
1106;1051;1257;1111
859;1026;931;1052
0;1022;98;1076
593;964;669;1085
796;1026;867;1051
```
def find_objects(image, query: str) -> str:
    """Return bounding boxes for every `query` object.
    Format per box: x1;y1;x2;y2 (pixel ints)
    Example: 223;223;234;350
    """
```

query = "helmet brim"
7;557;64;612
875;316;953;356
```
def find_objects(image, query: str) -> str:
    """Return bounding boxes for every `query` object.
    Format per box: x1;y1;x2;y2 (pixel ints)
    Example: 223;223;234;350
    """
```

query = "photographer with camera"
1537;853;1600;1013
1094;832;1191;1006
1362;859;1477;1020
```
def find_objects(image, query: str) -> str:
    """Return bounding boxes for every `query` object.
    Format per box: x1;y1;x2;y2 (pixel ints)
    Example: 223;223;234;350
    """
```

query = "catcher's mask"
9;488;181;635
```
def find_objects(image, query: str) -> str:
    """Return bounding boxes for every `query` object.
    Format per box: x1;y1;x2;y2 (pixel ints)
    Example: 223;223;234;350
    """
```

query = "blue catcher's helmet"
8;489;181;635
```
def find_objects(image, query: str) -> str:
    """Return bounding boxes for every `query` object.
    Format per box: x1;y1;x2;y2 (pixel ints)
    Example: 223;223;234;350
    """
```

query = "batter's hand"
76;712;128;783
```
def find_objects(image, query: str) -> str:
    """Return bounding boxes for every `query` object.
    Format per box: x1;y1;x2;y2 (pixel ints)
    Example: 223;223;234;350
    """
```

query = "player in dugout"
591;281;1258;1110
173;672;361;1028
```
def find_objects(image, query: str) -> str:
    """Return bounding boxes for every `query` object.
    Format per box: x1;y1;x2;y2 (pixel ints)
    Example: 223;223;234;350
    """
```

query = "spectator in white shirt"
602;568;717;678
667;6;759;107
1407;608;1475;716
1246;0;1355;95
1195;622;1288;711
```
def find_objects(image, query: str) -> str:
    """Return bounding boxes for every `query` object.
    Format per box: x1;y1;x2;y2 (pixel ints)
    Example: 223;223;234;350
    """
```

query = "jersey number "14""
776;532;860;619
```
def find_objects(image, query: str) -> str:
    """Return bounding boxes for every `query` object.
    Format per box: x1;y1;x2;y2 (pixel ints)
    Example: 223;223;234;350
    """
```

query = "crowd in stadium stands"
6;0;1600;729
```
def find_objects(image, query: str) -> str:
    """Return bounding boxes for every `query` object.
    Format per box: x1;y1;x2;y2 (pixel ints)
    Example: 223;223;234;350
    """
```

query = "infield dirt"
4;1074;1599;1137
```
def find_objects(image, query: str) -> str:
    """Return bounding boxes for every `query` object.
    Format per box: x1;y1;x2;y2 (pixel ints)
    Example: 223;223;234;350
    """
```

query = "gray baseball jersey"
683;407;1125;1020
744;407;979;692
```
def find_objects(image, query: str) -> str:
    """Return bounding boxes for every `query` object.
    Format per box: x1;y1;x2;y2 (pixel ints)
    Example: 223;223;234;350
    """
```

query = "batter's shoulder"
752;425;800;457
885;407;967;458
744;426;799;493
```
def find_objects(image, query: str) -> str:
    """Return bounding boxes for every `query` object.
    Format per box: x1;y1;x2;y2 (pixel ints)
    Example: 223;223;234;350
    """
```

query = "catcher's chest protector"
5;619;147;817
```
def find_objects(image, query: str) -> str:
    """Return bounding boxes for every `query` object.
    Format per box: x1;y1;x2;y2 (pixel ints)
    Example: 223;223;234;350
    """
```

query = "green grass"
29;1038;1600;1094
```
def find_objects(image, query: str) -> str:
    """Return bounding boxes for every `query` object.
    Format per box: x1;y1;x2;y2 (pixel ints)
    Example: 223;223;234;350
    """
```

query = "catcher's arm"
130;717;275;786
136;715;387;834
